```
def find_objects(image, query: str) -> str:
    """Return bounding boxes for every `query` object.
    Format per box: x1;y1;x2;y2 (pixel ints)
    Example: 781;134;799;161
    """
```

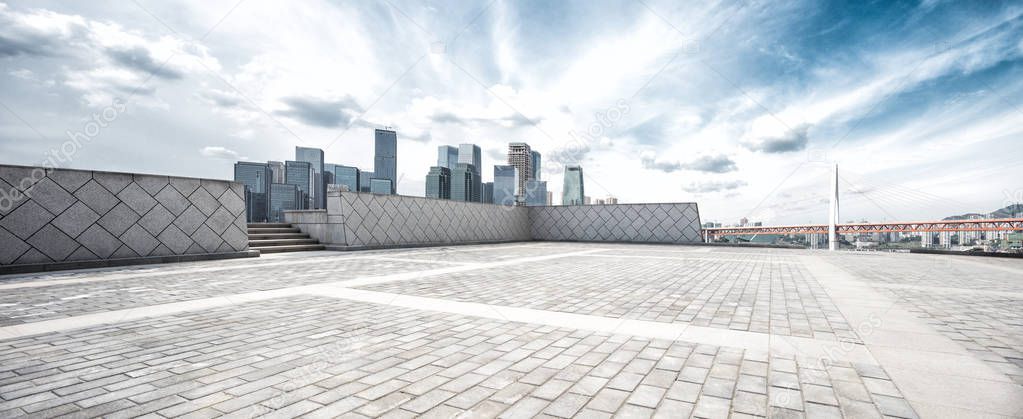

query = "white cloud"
199;146;244;160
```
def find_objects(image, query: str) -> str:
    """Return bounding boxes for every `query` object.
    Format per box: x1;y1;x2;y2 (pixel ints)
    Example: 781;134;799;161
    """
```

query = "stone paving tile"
358;254;859;342
0;296;912;418
822;252;1023;293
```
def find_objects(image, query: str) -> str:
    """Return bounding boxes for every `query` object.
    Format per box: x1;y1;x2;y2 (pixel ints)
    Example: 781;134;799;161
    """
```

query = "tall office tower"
449;164;477;202
285;160;314;209
438;146;459;169
269;183;301;222
359;171;374;192
233;162;272;222
374;129;398;194
425;166;451;199
524;180;547;207
295;147;325;208
457;144;482;201
370;178;392;195
333;165;360;192
562;165;585;205
493;165;519;206
530;150;541;180
507;143;533;203
268;161;286;184
483;182;494;204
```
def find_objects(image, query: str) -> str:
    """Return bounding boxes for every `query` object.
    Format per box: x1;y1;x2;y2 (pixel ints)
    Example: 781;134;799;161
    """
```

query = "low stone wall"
0;164;251;273
529;203;703;244
286;192;703;248
287;191;530;249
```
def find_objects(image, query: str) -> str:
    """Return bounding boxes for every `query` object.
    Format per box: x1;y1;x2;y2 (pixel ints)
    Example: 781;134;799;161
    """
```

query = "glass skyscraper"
493;165;518;206
524;180;547;207
425;166;451;199
374;129;397;194
359;171;374;193
333;165;360;192
562;165;585;205
285;160;314;209
269;183;301;222
268;161;285;184
370;178;392;195
295;147;325;209
437;146;459;169
233;162;271;222
482;182;494;204
458;144;482;201
450;163;476;202
530;150;541;180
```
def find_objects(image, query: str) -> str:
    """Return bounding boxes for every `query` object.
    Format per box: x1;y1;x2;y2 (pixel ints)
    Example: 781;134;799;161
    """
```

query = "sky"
1;0;1021;226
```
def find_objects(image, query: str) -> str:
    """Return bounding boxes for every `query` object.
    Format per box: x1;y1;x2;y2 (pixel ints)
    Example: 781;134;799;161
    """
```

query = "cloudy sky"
1;0;1021;225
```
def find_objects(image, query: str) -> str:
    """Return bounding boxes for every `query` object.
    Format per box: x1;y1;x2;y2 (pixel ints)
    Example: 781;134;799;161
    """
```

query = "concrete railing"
286;191;703;249
0;164;253;273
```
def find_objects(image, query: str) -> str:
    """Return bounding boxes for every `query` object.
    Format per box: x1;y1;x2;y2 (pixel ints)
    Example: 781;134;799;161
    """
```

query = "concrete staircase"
247;223;325;253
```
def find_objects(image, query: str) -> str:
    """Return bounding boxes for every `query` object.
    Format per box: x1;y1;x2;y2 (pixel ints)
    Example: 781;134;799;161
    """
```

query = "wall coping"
0;163;239;185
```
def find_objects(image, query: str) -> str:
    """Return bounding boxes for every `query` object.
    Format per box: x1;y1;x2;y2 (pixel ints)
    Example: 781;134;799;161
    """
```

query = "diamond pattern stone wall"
529;203;703;243
0;165;248;267
335;192;531;247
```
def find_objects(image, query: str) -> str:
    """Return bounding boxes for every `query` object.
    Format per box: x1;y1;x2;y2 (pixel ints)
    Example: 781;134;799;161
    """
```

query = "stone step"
248;233;310;240
251;244;326;253
247;227;301;234
247;223;293;228
249;238;319;246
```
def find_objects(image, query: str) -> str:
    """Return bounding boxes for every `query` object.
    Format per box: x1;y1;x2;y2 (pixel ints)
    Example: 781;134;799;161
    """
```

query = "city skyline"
0;1;1020;225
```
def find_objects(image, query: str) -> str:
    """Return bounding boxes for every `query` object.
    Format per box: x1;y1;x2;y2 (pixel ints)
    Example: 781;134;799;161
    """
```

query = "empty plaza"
1;243;1021;418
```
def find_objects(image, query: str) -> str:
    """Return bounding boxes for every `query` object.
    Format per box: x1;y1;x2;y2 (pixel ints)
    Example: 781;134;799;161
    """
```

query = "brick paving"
1;243;1022;418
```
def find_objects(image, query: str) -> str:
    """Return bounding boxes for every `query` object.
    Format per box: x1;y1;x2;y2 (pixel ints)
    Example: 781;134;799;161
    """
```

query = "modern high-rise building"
546;191;553;206
425;166;451;199
584;196;592;205
269;183;302;222
562;165;585;205
507;143;533;204
295;147;325;209
530;150;541;180
333;165;360;192
457;144;482;201
524;180;547;207
482;182;494;204
493;165;519;206
606;196;619;204
285;160;314;208
438;146;459;169
450;163;476;202
370;178;392;195
374;129;397;194
359;171;374;193
268;161;285;184
233;161;271;222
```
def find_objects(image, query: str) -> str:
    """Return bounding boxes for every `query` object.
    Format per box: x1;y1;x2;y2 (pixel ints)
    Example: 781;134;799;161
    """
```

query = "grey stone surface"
0;165;246;267
530;204;703;244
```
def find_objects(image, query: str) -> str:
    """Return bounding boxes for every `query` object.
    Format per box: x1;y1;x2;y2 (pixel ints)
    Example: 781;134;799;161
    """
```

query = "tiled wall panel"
0;165;248;267
529;203;703;243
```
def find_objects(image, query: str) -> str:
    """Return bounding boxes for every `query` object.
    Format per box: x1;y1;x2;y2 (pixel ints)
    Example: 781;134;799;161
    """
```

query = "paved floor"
0;243;1021;418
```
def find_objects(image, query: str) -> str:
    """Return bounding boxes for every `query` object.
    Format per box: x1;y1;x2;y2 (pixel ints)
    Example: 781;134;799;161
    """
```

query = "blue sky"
1;0;1021;225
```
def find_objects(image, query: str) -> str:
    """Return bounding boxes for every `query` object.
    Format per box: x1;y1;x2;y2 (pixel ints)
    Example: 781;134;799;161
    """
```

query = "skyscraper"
333;165;360;192
268;161;285;184
524;180;547;207
370;178;392;195
530;150;541;180
437;146;459;169
233;162;271;222
295;147;325;208
507;143;533;204
374;129;397;194
562;165;584;205
269;183;302;222
482;182;494;204
285;160;314;209
359;171;374;193
425;166;451;199
493;165;518;206
450;163;476;202
458;144;482;202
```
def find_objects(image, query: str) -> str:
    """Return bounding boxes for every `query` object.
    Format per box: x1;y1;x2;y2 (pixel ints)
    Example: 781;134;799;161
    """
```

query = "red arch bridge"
702;218;1023;243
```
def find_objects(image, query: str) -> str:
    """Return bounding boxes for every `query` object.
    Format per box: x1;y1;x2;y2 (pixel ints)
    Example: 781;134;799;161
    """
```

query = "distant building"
438;145;459;169
425;166;451;199
333;165;360;193
450;163;477;202
546;191;553;206
740;217;749;227
295;147;325;209
234;161;271;222
374;129;397;194
493;165;519;206
606;196;619;204
584;196;591;205
483;182;494;204
370;178;392;195
269;183;302;222
268;161;285;184
508;143;533;203
562;165;584;205
457;144;482;201
524;180;547;207
359;171;374;193
595;199;605;205
285;160;314;208
530;150;541;180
